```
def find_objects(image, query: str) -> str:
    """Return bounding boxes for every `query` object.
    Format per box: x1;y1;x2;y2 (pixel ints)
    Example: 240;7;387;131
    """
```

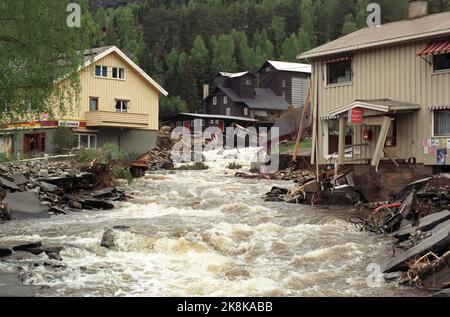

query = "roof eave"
297;29;450;60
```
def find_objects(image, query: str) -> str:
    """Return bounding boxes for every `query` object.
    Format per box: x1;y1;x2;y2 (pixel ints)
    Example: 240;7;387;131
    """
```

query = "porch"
321;99;421;171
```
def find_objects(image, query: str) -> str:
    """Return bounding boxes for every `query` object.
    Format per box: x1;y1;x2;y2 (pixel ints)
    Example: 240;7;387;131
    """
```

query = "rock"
161;160;174;170
49;206;68;215
3;192;49;220
101;226;131;249
0;246;12;257
383;223;450;273
68;200;82;209
12;241;43;252
46;252;63;261
91;188;116;199
0;175;19;191
113;225;131;230
12;173;28;186
82;199;115;210
25;247;45;255
43;246;64;254
39;182;58;193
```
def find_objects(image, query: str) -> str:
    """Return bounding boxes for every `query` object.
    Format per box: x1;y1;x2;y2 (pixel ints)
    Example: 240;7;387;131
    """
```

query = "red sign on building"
351;107;363;124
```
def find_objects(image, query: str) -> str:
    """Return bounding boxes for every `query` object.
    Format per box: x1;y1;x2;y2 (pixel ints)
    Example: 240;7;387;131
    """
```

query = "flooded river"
0;149;419;296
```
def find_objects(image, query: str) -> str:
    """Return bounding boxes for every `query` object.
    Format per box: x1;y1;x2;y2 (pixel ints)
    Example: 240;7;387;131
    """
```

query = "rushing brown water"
0;149;421;297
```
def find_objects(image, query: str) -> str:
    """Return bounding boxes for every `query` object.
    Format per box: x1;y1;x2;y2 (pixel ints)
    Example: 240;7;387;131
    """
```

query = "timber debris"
347;175;450;293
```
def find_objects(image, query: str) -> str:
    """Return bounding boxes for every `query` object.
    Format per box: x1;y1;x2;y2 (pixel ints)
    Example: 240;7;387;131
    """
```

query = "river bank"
0;148;426;297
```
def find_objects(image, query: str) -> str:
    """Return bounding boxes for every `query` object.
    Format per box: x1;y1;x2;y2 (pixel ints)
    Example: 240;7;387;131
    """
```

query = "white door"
0;135;12;154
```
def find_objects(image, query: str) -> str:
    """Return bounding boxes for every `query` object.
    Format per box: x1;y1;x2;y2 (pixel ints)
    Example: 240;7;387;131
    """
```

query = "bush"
75;143;124;166
112;167;133;185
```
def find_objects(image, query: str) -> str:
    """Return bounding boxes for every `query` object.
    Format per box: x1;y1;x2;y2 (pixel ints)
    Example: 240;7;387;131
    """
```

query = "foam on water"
0;148;421;297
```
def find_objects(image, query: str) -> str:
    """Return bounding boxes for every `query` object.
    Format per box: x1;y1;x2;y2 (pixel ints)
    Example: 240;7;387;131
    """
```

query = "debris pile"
0;160;127;221
348;175;450;293
0;240;65;266
131;126;175;177
262;165;364;206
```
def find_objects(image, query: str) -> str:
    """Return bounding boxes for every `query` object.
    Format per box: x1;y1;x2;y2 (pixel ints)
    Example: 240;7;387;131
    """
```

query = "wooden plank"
293;81;311;161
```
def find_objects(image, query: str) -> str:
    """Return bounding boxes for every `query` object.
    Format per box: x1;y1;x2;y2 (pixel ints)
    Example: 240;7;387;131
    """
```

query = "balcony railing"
85;111;149;128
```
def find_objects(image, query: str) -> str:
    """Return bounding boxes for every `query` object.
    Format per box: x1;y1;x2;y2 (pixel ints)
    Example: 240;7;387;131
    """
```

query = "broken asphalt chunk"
3;192;49;220
383;223;450;273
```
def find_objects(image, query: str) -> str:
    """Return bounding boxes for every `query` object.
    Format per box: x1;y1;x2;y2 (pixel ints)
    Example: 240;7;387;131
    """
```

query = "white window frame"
325;60;353;88
244;107;249;116
281;80;286;88
115;99;129;113
245;79;252;85
431;109;450;137
213;96;217;105
74;134;97;149
95;65;108;78
322;120;353;160
226;108;231;116
112;67;125;80
223;96;228;105
266;67;272;72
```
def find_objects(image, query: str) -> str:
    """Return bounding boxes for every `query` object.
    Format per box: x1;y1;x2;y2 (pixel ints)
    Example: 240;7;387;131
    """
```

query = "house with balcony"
298;0;450;199
0;46;167;157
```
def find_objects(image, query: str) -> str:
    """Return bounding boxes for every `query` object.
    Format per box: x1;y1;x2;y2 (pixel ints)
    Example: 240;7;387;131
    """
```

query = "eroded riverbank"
0;149;423;297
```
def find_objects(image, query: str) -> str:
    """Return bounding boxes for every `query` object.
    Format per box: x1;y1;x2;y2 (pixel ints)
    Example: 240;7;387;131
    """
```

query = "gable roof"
263;60;311;73
211;85;289;111
82;46;168;96
298;11;450;60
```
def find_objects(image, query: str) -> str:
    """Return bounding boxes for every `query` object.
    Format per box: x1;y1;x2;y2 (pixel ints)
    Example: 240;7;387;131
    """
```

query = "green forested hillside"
90;0;450;114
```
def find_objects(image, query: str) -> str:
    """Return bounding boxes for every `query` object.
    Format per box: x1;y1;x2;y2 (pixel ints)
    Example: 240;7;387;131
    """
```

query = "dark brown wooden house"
204;71;291;123
258;61;311;109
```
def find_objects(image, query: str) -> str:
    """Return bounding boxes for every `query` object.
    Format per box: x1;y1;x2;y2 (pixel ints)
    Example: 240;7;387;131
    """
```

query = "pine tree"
280;33;300;62
298;0;315;50
211;34;238;74
342;14;358;35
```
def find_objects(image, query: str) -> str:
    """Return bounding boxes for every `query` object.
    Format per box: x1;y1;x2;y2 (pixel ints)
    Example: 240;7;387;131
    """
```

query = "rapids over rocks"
0;148;420;296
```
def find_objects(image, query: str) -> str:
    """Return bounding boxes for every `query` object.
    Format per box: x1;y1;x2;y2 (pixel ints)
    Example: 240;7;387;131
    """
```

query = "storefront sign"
59;121;80;128
350;108;363;124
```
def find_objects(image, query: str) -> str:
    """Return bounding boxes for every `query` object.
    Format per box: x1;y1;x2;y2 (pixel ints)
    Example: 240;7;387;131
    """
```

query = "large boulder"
3;192;50;220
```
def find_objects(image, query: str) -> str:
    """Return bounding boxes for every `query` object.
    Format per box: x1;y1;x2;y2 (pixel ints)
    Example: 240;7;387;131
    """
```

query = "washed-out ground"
0;148;424;297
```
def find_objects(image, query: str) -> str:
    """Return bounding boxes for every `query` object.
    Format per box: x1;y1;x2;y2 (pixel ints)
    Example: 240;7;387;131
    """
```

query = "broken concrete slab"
12;173;27;186
0;273;34;297
394;210;450;241
383;223;450;273
418;210;450;232
0;175;19;191
3;192;49;220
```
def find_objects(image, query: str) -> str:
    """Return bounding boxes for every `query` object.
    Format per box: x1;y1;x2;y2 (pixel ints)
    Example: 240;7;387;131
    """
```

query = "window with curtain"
434;110;450;136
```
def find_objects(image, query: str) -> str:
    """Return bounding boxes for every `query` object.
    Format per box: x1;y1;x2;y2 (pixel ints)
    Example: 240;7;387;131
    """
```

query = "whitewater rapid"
0;148;419;296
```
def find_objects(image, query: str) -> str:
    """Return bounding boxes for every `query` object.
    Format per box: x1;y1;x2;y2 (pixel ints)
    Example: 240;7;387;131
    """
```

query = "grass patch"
227;162;243;170
274;140;312;154
175;162;209;170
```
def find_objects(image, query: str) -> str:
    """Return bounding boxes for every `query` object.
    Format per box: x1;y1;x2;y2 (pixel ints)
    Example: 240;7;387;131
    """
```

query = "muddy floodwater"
0;149;421;297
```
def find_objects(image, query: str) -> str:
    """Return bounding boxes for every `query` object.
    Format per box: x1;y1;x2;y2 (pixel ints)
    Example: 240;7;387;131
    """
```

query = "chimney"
409;0;428;19
203;84;209;100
